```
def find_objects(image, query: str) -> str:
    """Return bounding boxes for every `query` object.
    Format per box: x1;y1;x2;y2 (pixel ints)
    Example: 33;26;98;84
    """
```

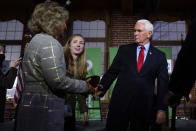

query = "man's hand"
155;111;166;124
10;57;22;68
164;91;182;108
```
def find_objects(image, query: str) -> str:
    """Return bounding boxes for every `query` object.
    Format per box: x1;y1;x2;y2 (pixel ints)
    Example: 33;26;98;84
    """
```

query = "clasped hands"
86;77;103;99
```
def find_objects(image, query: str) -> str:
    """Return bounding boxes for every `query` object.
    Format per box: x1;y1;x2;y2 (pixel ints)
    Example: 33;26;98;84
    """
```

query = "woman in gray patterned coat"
14;2;94;131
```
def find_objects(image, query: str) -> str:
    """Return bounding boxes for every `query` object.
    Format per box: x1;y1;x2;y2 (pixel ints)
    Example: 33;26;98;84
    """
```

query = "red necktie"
137;45;145;72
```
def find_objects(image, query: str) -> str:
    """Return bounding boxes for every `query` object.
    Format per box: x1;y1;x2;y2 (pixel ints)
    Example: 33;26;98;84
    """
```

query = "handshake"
85;75;104;99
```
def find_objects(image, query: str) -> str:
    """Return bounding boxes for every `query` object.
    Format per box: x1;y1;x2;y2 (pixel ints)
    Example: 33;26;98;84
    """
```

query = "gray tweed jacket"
15;33;88;131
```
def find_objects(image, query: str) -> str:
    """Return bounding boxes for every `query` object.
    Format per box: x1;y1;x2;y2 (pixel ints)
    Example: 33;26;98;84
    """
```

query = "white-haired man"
95;19;169;131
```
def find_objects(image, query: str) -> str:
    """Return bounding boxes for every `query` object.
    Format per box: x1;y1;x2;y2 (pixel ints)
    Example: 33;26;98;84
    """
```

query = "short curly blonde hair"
28;1;69;37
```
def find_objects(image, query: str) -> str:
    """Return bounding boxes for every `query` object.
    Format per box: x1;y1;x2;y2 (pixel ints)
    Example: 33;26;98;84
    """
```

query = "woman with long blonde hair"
64;34;87;79
64;34;89;131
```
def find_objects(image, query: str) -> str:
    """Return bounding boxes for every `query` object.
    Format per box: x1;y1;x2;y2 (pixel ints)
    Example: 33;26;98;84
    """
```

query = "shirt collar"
137;42;150;51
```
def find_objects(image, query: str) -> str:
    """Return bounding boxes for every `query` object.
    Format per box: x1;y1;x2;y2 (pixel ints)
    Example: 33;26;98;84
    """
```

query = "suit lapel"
132;44;138;73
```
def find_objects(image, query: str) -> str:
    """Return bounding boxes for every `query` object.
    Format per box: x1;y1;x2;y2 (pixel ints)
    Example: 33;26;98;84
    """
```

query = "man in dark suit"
164;15;196;107
95;19;169;131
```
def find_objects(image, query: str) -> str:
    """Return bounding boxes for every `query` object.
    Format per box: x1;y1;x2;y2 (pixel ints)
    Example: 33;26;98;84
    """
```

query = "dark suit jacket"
168;19;196;97
100;43;168;120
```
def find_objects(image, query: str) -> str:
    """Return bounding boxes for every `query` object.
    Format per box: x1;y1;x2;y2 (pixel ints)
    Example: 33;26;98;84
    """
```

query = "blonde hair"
28;1;69;37
64;34;87;79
